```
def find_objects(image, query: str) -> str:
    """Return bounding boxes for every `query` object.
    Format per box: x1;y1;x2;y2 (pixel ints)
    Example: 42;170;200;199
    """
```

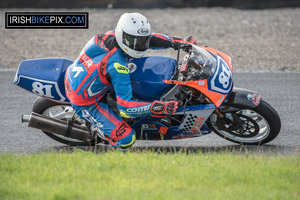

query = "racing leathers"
65;31;195;148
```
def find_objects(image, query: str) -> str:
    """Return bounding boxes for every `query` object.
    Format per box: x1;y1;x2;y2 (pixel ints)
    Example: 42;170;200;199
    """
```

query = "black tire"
32;97;102;146
208;100;281;145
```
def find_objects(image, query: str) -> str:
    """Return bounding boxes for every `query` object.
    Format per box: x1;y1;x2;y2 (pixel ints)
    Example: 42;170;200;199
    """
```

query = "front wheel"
207;100;281;145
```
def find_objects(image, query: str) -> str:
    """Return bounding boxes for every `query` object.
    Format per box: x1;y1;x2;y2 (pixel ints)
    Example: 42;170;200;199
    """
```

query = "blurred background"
1;0;299;72
1;0;300;9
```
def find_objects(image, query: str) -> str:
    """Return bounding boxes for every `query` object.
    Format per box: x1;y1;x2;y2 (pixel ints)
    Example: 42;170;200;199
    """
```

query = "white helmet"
115;13;151;59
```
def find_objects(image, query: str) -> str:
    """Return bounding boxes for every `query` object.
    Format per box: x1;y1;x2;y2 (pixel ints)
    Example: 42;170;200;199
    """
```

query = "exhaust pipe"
22;112;93;141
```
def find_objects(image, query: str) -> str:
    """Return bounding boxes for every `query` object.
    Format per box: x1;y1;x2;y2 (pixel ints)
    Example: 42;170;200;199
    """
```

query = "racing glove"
172;36;196;52
172;42;192;52
150;101;179;115
182;36;197;45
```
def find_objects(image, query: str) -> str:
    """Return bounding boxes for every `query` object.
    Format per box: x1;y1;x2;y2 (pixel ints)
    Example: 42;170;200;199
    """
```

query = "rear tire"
208;100;281;145
32;97;102;146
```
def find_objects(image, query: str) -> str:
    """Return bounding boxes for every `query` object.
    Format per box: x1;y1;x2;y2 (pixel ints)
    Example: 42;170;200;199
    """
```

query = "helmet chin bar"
120;43;146;59
119;47;131;59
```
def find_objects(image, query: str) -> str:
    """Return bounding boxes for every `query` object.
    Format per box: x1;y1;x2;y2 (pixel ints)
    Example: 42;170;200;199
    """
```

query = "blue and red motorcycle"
14;44;281;146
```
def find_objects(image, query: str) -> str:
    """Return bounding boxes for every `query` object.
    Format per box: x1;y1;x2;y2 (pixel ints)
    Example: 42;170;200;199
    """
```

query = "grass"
0;150;299;200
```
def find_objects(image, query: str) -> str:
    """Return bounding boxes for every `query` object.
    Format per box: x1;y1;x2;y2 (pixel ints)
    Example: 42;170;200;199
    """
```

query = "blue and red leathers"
65;31;190;148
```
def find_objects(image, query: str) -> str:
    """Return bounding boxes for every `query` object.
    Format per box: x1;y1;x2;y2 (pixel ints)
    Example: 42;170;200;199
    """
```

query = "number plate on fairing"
13;58;72;103
14;76;67;102
208;55;233;94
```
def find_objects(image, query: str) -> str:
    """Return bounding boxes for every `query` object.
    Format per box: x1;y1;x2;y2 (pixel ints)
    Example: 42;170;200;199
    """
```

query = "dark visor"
122;31;150;51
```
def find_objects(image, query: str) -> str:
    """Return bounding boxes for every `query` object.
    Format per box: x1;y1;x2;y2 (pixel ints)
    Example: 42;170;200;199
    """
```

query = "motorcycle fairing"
221;87;262;110
202;46;233;71
131;104;214;140
176;108;214;137
14;58;72;103
207;55;233;95
13;56;175;103
164;54;233;108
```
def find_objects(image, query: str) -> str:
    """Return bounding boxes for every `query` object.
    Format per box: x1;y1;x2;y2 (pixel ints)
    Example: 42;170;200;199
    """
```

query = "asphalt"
1;71;299;154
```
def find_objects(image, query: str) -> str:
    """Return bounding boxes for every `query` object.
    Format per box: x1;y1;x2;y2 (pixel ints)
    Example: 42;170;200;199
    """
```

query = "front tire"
32;97;102;146
208;100;281;145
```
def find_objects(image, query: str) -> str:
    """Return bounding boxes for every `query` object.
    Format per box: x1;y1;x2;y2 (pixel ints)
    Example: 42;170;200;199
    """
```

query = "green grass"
0;150;299;200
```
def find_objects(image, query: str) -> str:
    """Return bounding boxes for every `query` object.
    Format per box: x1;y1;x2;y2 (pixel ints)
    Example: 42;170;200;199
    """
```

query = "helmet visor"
122;31;150;51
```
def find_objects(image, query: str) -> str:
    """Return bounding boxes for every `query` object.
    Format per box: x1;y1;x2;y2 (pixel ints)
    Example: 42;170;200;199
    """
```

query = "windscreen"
187;45;217;79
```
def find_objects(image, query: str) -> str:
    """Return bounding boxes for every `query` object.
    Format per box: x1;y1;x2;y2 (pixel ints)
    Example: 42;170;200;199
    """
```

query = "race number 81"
32;82;54;98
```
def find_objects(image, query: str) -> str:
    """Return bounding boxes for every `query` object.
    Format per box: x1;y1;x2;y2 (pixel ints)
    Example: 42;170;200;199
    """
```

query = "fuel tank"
129;56;176;101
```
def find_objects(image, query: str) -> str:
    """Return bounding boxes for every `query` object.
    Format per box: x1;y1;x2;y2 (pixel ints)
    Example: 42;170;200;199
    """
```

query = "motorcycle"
14;44;281;146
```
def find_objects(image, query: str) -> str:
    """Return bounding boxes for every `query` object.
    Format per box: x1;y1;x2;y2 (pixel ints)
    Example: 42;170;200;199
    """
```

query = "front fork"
207;96;245;132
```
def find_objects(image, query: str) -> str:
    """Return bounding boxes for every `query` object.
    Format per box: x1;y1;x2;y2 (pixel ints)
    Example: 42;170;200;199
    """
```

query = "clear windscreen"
186;45;217;79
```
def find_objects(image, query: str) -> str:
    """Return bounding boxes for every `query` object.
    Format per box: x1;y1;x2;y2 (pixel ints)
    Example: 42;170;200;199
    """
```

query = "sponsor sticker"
141;124;157;130
247;93;261;106
114;63;129;74
192;117;205;134
81;54;93;68
127;104;151;113
198;81;205;86
128;63;137;73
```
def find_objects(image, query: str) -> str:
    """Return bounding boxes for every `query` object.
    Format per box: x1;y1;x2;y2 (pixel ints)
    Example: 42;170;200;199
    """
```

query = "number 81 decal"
209;55;233;94
14;75;67;102
32;82;54;98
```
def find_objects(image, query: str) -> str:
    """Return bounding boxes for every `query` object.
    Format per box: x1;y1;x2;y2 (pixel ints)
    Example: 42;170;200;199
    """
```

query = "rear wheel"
32;97;103;146
207;100;281;145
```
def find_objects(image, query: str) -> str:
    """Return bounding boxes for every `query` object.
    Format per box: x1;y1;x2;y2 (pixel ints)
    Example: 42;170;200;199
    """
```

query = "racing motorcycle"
14;44;281;146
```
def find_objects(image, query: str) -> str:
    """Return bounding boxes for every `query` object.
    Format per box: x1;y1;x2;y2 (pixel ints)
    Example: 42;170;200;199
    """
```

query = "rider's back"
65;31;127;106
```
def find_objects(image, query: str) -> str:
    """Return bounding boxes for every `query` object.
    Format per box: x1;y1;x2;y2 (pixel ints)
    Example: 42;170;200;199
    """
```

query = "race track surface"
1;71;299;154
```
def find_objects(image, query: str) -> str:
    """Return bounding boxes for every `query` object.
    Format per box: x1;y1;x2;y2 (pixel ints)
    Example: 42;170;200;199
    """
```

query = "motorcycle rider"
64;12;197;148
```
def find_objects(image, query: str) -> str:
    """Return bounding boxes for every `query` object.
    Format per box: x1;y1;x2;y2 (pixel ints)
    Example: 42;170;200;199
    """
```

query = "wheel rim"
210;109;270;143
42;105;92;143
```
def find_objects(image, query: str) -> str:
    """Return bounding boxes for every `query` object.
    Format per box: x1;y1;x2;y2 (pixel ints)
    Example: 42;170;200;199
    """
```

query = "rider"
64;12;197;148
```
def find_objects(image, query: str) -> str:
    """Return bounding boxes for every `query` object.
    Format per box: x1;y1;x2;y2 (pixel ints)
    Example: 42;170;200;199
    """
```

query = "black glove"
183;36;197;45
172;42;192;52
150;101;179;115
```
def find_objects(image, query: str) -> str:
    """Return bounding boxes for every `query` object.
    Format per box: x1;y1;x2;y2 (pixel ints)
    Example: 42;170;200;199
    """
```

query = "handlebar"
172;42;192;52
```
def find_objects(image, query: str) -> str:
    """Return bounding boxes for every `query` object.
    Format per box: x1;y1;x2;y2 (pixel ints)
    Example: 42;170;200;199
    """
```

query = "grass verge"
0;150;299;200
